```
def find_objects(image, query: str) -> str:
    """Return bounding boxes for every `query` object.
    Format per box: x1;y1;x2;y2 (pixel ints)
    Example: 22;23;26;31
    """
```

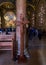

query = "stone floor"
0;50;41;65
0;36;46;65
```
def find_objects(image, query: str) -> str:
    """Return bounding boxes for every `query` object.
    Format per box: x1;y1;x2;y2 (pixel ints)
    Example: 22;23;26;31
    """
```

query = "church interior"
0;0;46;65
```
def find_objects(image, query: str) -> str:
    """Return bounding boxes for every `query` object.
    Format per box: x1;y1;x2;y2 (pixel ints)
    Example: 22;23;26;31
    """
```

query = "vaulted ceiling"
0;0;15;4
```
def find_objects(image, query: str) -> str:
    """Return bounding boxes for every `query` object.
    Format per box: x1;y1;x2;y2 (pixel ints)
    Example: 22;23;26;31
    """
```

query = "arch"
0;2;16;29
27;4;35;11
0;2;15;10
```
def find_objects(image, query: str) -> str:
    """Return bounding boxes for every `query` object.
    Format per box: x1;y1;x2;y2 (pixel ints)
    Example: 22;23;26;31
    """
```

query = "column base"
12;55;18;61
12;57;17;61
17;55;27;63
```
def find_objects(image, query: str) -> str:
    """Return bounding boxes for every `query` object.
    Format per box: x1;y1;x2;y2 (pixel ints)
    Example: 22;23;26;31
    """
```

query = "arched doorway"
0;2;16;31
0;2;16;51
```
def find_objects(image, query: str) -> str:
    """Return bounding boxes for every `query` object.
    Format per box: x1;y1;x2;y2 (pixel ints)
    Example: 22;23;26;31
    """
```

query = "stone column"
1;11;5;29
16;0;27;63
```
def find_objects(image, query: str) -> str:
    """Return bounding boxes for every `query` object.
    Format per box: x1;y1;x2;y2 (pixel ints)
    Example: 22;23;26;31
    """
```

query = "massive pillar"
16;0;27;63
16;0;26;21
